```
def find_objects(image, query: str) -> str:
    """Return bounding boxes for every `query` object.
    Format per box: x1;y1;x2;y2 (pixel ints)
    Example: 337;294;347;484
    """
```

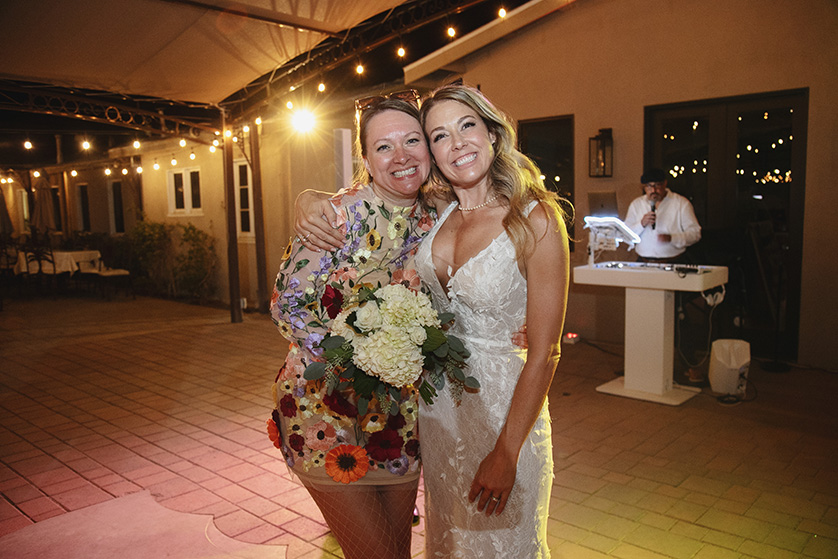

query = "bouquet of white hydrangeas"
305;283;476;414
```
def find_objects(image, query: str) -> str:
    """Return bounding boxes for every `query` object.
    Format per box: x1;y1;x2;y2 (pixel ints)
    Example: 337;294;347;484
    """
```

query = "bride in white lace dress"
415;84;570;558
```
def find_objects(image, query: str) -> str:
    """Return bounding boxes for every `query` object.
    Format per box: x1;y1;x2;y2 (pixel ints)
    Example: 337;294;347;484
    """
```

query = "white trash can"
708;339;750;396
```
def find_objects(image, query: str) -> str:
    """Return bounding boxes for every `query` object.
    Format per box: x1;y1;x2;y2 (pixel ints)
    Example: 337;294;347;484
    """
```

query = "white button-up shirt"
625;189;701;258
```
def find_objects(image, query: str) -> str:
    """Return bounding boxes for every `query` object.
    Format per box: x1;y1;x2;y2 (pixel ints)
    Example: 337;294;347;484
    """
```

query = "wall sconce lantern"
589;128;613;178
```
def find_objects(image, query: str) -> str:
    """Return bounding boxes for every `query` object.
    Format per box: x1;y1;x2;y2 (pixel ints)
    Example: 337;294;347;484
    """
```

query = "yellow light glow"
397;46;406;57
179;139;187;147
70;170;77;177
224;129;232;137
82;140;91;150
292;110;315;133
356;64;364;74
33;171;40;178
212;139;219;147
447;27;456;38
0;179;5;184
104;168;111;176
242;125;250;133
24;140;33;150
318;82;326;92
153;162;160;170
121;168;128;175
232;136;238;143
190;151;196;159
255;117;262;125
133;140;141;149
171;157;177;166
499;8;507;18
136;166;143;174
286;101;294;109
209;145;216;153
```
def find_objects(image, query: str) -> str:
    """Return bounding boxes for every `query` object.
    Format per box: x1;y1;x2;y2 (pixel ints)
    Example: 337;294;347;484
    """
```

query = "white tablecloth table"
14;250;101;275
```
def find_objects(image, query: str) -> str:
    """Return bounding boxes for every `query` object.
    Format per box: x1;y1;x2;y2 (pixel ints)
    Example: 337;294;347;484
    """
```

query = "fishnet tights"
306;480;418;559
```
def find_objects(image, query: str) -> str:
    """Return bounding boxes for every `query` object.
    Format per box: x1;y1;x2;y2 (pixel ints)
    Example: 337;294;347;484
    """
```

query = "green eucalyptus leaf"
304;362;326;380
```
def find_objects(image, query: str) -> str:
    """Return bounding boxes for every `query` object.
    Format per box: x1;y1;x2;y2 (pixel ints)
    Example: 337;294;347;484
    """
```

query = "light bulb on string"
136;166;143;174
179;139;187;147
447;26;456;38
189;150;196;160
153;159;160;170
104;168;111;176
209;145;216;153
82;140;91;150
499;8;507;18
24;140;33;150
397;46;406;57
356;63;364;75
133;140;141;149
121;168;128;175
171;155;177;166
318;82;326;93
70;170;78;177
255;117;262;125
242;125;250;133
33;171;41;178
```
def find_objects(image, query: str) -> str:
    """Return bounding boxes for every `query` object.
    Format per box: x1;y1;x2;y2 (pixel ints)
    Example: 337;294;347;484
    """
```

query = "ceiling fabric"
0;0;406;105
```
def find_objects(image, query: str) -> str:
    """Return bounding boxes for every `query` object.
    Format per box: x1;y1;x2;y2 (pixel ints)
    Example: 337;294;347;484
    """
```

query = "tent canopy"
0;0;406;106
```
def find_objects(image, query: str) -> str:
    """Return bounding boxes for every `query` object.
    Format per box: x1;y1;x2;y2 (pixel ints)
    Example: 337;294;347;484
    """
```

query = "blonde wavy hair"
419;84;572;260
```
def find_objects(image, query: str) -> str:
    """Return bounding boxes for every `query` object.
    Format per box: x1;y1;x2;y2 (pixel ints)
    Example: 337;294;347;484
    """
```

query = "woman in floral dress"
268;95;434;559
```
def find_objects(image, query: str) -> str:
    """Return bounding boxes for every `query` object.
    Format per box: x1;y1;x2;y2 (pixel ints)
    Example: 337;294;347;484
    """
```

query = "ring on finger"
491;495;500;502
303;233;311;241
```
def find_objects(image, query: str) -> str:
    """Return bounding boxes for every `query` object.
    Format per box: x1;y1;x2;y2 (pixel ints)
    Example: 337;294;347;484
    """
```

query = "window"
51;186;62;230
645;89;808;360
109;180;125;233
518;115;575;244
77;183;90;231
235;161;254;236
168;168;202;215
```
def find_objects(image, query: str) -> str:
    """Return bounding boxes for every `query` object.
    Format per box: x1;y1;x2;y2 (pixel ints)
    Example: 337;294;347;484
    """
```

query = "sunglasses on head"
354;89;421;113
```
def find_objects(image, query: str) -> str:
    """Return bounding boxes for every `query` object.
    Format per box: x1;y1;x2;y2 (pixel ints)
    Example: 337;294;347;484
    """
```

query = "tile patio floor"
0;294;836;558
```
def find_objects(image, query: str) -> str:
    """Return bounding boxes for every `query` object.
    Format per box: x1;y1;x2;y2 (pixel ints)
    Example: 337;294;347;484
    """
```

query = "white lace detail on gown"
416;201;552;558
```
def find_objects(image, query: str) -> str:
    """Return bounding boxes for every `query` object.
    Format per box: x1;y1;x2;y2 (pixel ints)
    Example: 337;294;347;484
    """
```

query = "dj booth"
574;261;728;405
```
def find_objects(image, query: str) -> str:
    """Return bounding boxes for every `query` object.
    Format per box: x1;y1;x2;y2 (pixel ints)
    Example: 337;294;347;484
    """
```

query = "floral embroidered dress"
268;183;434;487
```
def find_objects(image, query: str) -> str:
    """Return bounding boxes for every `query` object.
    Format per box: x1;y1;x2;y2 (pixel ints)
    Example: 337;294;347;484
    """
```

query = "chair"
88;240;133;299
22;228;58;292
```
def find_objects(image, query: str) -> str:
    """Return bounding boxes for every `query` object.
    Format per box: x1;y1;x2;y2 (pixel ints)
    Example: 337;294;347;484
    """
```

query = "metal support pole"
249;124;269;313
222;113;243;323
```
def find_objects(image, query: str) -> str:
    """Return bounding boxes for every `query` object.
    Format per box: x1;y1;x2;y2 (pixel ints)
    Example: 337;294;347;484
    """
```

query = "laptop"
588;191;619;217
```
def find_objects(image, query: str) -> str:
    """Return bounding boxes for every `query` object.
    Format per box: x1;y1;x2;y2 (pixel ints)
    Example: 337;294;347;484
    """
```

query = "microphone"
650;201;656;230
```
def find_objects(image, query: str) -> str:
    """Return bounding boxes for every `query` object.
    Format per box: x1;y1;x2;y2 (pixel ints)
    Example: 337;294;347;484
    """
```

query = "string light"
397;46;406;57
179;139;187;147
104;168;111;176
286;101;294;109
447;27;456;38
255;117;262;125
292;110;315;133
133;140;141;149
171;155;177;166
82;140;91;150
356;63;364;75
153;159;160;170
121;168;128;175
499;8;507;18
136;166;143;174
224;129;232;137
70;170;77;177
189;150;196;159
24;140;33;150
33;171;40;178
209;145;216;153
242;125;250;133
318;82;326;92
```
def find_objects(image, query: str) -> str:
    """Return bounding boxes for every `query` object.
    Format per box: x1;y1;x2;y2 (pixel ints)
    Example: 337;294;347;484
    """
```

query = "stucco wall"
453;0;837;368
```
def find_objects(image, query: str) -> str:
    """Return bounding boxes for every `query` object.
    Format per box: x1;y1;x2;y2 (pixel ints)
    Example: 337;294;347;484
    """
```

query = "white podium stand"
574;262;728;405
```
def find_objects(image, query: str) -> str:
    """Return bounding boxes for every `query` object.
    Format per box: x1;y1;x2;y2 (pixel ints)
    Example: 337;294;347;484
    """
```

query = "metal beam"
0;81;221;144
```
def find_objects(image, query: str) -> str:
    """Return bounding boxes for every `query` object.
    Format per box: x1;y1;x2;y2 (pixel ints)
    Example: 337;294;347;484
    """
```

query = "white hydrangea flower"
355;301;382;332
352;325;424;387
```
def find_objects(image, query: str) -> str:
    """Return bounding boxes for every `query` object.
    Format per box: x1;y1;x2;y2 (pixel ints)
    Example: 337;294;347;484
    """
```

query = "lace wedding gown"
415;202;553;558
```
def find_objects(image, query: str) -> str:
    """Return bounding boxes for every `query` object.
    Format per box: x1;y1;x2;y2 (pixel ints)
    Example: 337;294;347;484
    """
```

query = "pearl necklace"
458;193;498;212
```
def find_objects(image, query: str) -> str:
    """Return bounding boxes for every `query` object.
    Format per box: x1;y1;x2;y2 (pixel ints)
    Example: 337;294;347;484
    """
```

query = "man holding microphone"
625;168;702;263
